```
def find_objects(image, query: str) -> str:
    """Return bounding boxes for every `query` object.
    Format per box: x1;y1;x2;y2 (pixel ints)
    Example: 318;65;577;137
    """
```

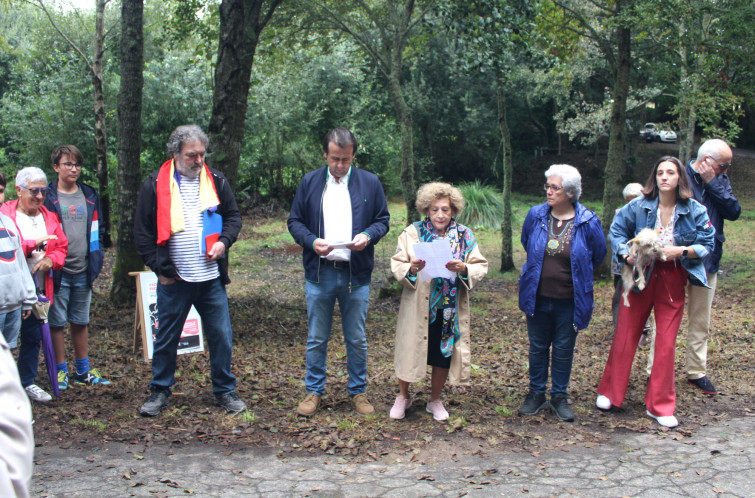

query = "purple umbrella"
32;294;59;397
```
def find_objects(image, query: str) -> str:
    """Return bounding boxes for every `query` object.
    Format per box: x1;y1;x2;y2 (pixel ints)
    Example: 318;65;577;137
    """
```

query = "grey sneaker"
25;384;52;403
140;390;170;417
215;391;247;414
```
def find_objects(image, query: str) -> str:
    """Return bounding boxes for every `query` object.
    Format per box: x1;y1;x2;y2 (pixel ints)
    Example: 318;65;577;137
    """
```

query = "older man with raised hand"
677;139;740;395
134;124;246;416
288;127;390;417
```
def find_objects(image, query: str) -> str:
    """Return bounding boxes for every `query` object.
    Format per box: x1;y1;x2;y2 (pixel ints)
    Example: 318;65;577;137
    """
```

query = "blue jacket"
287;166;390;286
685;160;740;274
610;195;715;287
518;202;607;330
44;180;105;290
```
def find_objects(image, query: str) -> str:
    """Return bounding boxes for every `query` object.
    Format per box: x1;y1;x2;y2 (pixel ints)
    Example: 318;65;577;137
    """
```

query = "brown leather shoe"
296;393;321;416
352;393;374;416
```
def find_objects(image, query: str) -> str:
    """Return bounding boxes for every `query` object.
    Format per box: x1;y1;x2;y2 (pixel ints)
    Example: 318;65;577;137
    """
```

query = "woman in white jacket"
390;182;487;421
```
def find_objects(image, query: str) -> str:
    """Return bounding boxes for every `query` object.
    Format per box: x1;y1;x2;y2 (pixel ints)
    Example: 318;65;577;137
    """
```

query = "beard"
175;157;202;178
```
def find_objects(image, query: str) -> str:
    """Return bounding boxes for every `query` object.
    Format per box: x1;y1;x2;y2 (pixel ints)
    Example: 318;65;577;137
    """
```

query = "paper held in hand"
325;240;352;249
412;239;455;279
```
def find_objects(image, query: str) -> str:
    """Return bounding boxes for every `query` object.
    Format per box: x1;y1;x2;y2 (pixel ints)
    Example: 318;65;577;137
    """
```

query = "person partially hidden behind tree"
134;124;246;417
44;145;109;390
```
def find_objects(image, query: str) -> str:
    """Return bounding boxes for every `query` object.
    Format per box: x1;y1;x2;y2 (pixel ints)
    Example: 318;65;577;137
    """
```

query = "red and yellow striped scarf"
156;159;219;246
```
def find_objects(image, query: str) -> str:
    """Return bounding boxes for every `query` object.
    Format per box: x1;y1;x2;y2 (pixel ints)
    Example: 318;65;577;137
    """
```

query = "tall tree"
444;0;541;271
548;0;635;274
110;0;144;301
304;0;433;222
207;0;282;188
23;0;113;247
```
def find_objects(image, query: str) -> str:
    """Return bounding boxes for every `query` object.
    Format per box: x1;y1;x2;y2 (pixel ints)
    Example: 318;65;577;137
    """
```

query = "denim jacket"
610;195;715;287
518;202;607;331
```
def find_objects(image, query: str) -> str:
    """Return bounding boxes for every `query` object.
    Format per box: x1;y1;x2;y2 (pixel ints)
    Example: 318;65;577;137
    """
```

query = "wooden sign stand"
129;271;205;361
129;271;151;359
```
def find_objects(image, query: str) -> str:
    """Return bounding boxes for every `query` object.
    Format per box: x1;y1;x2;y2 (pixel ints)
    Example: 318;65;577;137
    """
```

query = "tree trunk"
388;0;418;224
93;0;112;248
599;17;631;276
388;75;417;224
497;87;514;272
677;41;697;164
110;0;144;302
207;0;282;189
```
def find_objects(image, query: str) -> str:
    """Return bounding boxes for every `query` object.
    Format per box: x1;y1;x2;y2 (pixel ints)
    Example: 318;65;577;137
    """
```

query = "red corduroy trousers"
598;260;688;417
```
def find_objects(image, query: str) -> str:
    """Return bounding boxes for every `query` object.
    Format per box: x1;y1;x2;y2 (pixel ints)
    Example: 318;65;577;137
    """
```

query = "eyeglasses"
19;185;48;197
544;183;564;192
718;162;731;171
59;162;83;170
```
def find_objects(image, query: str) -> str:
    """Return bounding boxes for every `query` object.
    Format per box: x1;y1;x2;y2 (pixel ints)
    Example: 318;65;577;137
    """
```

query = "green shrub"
457;181;504;230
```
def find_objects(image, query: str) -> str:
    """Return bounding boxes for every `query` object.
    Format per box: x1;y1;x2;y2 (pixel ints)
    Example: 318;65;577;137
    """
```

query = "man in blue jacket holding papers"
288;127;390;417
134;124;245;416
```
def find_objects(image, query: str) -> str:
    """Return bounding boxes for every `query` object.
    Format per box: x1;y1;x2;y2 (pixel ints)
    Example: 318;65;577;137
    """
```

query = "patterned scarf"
414;218;477;358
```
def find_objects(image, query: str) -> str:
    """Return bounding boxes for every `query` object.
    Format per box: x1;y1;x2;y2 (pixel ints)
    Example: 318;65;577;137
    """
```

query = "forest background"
1;0;754;460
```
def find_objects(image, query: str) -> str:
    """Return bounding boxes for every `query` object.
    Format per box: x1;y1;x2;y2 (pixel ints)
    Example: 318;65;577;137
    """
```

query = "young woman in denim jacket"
596;156;715;428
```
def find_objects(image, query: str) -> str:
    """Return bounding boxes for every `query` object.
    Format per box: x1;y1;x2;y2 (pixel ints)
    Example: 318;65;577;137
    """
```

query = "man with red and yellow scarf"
134;124;245;417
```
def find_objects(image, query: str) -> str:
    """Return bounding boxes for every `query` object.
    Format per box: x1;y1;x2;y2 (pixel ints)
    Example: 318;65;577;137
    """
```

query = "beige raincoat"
391;224;488;385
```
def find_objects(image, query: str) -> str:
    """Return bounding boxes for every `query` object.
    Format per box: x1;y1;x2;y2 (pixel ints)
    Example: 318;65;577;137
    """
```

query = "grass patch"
71;416;106;433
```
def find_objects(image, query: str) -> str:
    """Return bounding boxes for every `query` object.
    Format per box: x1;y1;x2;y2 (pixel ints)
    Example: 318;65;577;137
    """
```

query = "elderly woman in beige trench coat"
390;182;488;421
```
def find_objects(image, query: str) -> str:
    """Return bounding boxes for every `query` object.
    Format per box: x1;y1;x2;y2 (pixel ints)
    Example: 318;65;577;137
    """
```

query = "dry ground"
29;143;755;464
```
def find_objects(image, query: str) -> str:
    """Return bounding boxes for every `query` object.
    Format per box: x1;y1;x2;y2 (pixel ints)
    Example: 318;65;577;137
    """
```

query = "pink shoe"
425;400;449;421
389;395;411;419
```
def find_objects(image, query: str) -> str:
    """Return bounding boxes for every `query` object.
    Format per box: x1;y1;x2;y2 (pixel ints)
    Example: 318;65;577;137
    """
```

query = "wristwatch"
682;248;689;257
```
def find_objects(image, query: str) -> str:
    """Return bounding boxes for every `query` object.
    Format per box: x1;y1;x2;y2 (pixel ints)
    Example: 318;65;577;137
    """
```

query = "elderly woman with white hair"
518;164;606;422
0;167;68;403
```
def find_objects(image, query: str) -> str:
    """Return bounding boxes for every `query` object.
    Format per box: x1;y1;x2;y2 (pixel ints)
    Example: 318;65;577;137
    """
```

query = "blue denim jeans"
151;277;236;396
526;295;577;396
17;315;43;387
48;271;92;327
0;307;22;348
304;266;370;396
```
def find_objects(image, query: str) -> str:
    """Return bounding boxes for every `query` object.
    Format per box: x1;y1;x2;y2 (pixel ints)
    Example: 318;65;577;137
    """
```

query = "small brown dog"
621;228;666;307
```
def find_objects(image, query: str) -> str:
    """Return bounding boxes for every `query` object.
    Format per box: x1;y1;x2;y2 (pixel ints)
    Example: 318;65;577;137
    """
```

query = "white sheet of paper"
412;239;455;280
326;240;352;249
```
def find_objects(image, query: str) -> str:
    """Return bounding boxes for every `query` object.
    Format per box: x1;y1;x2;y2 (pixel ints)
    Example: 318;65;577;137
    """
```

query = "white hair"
696;139;731;162
544;164;582;202
15;166;47;187
622;183;643;200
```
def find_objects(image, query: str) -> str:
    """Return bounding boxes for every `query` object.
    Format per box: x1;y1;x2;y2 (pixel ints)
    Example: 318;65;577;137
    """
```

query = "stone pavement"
34;416;753;497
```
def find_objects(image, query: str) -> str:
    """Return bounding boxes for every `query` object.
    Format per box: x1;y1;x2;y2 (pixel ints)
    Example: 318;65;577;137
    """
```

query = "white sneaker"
426;400;449;421
596;395;612;410
647;410;678;428
389;395;411;420
25;384;52;403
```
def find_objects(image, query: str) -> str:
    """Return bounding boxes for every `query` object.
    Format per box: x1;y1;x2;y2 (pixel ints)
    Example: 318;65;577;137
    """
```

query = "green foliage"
457;181;504;230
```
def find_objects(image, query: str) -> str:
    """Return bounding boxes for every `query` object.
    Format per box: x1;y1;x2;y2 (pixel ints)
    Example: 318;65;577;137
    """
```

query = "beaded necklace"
546;213;574;255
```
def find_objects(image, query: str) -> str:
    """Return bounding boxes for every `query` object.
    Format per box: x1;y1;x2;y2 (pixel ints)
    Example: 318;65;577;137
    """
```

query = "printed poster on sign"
139;272;205;360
